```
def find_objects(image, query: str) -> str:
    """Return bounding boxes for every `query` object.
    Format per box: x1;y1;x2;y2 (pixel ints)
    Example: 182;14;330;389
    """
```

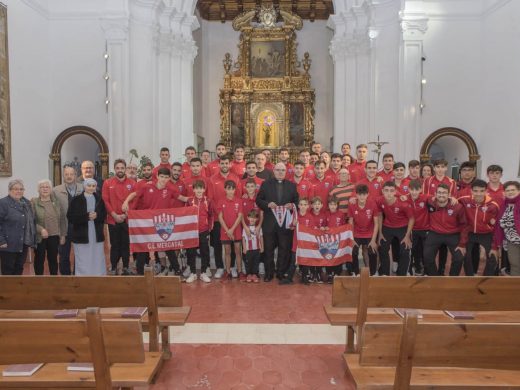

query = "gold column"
49;153;61;186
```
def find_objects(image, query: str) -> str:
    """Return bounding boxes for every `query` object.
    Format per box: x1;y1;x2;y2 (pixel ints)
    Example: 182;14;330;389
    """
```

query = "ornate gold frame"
420;127;480;163
220;6;315;154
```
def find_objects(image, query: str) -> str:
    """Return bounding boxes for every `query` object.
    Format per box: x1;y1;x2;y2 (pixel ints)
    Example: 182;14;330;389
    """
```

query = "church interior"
0;0;520;389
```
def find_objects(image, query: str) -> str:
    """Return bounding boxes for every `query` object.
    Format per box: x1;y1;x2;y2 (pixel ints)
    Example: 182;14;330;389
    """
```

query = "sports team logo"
448;209;454;216
153;213;176;241
315;233;340;260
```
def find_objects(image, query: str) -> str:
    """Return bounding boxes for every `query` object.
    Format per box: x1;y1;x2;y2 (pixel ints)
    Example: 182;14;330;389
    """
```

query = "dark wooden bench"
0;307;162;389
346;313;520;389
325;268;520;352
0;268;190;359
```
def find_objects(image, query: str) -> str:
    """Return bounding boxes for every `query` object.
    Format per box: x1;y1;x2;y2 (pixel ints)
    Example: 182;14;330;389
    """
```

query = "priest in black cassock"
256;162;299;282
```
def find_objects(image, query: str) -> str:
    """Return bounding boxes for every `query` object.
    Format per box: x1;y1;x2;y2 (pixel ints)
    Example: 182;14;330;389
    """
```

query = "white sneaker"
231;268;238;278
183;266;191;278
205;267;212;278
258;263;265;275
214;268;224;279
185;273;197;283
200;273;211;283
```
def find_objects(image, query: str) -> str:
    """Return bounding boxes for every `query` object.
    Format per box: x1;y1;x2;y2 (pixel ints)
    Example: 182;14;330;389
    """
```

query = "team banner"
128;207;199;252
272;206;287;227
296;224;354;266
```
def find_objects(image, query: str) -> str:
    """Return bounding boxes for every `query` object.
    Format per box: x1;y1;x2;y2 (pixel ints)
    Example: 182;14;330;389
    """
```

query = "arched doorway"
50;126;109;186
420;127;480;164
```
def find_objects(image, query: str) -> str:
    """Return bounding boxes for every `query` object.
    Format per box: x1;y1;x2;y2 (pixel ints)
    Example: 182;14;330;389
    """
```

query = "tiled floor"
147;344;354;390
182;280;331;324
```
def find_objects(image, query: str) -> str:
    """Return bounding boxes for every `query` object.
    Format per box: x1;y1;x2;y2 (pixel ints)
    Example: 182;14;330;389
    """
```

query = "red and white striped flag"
128;207;199;252
296;224;354;267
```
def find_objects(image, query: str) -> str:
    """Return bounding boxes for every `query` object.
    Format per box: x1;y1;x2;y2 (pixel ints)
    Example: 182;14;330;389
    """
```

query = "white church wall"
420;18;482;165
480;0;520;181
197;19;334;152
48;19;107;152
0;0;51;198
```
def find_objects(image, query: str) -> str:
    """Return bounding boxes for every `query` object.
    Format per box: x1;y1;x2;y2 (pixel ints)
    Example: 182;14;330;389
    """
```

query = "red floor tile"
149;344;355;390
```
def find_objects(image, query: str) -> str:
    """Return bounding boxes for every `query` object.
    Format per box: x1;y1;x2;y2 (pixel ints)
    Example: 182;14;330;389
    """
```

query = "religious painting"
0;3;11;176
230;103;246;146
250;40;285;78
255;110;278;147
289;103;305;147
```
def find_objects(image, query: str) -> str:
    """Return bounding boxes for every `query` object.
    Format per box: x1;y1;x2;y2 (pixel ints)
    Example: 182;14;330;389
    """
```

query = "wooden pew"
324;268;520;352
346;313;520;389
0;268;190;359
0;307;162;389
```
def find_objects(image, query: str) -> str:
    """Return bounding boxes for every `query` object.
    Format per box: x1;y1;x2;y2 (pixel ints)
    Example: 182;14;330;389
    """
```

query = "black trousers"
108;223;130;270
351;237;378;275
135;252;150;275
424;231;464;276
438;245;448;275
246;249;261;275
264;228;293;278
34;235;60;275
58;224;73;275
463;232;496;276
166;251;180;272
379;226;410;276
0;246;28;275
410;230;428;273
187;231;210;272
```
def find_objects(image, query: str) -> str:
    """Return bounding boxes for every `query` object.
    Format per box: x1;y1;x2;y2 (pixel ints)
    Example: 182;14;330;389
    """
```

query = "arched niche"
50;126;109;186
420;127;480;163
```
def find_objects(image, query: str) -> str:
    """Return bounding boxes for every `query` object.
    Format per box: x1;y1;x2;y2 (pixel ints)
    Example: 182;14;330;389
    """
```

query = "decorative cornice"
20;0;49;19
101;17;130;41
399;10;428;40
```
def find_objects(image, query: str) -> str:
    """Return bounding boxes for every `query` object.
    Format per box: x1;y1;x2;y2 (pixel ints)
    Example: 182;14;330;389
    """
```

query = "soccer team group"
101;141;520;285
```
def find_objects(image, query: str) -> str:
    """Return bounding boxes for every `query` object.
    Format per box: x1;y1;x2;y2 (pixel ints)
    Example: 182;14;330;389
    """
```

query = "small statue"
223;53;232;74
263;124;271;145
303;52;312;75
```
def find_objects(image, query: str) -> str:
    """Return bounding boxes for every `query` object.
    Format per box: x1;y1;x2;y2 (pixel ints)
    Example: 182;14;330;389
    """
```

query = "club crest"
316;233;340;260
153;213;175;241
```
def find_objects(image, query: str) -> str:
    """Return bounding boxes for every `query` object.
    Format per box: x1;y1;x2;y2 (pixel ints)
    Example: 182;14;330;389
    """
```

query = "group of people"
0;142;519;284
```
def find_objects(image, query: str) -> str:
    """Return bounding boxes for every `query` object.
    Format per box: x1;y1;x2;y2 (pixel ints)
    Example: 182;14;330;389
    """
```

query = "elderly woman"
0;179;36;275
493;181;520;275
31;180;66;275
67;178;107;275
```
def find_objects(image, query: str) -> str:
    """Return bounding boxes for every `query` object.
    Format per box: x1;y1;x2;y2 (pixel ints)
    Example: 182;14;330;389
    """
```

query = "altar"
219;6;315;158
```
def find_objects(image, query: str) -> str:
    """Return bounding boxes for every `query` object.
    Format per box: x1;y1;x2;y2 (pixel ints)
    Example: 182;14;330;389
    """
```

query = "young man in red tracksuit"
405;179;430;276
309;160;335;210
423;183;467;276
357;160;383;200
324;197;347;282
376;182;414;276
347;184;379;276
184;180;213;283
102;159;136;275
422;159;456;275
183;157;212;198
282;197;314;285
458;179;500;276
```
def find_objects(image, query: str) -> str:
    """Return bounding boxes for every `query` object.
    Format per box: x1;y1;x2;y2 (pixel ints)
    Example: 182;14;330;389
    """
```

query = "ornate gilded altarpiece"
220;6;315;156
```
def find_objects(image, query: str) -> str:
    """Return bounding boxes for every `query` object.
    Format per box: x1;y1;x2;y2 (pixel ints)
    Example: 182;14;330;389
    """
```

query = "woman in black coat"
67;178;107;275
0;179;36;275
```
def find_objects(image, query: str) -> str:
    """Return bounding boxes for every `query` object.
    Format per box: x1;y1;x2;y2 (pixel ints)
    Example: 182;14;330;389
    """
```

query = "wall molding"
20;0;49;19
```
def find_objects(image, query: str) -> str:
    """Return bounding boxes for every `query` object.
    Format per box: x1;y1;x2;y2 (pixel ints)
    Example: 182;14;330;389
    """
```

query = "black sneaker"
326;274;334;284
301;275;310;285
279;278;293;285
315;272;323;284
121;267;131;276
